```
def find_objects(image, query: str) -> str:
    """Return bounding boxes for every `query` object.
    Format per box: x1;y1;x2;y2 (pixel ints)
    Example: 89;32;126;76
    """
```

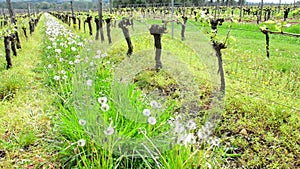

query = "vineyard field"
0;5;300;168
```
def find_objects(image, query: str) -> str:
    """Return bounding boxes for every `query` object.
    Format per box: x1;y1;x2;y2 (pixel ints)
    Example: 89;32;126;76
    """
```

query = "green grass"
213;19;300;168
46;12;300;168
0;15;59;168
0;10;299;168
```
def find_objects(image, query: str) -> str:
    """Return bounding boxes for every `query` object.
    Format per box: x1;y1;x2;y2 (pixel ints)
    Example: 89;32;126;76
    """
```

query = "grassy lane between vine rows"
55;15;300;168
0;15;58;168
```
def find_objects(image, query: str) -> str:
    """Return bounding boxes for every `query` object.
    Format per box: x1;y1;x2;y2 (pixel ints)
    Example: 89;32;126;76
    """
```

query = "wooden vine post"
97;0;105;42
4;0;14;69
180;16;188;41
27;3;33;37
261;28;270;58
105;16;112;44
4;35;12;69
149;23;167;70
239;0;243;22
70;1;77;28
210;18;227;95
118;18;133;56
260;26;299;58
259;0;264;24
85;15;92;35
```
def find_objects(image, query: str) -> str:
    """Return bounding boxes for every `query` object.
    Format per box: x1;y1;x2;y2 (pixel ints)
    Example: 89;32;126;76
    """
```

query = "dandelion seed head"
197;129;207;140
74;59;80;64
174;121;185;134
98;97;108;105
54;75;60;81
86;79;92;86
186;119;196;130
209;137;220;147
142;109;151;117
148;116;157;125
79;119;86;126
55;48;61;54
62;75;68;80
150;100;162;109
104;126;115;136
101;103;110;112
77;139;86;147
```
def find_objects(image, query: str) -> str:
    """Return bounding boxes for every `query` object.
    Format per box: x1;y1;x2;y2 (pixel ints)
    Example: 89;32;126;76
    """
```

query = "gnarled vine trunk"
4;36;12;69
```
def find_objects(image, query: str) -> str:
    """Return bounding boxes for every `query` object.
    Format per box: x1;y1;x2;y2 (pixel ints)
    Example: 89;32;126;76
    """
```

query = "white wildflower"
148;116;157;125
77;139;86;147
98;97;108;104
174;121;185;133
204;122;213;130
74;59;80;64
79;119;86;126
142;109;151;117
101;53;108;58
197;129;207;140
86;79;92;86
77;42;84;46
207;137;220;147
101;103;110;112
150;100;162;109
186;119;197;130
55;48;61;54
53;75;60;81
104;126;115;136
48;64;53;69
62;75;67;80
183;133;196;145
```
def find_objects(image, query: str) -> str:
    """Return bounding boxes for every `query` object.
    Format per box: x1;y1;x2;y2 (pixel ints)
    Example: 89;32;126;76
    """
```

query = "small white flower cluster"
142;100;163;125
104;118;115;136
169;114;220;147
197;122;220;147
44;13;85;83
94;50;108;59
98;96;109;112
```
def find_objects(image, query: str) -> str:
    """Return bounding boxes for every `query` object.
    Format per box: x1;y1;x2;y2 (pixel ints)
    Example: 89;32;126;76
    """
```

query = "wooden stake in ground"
210;18;227;95
97;0;105;42
180;16;188;41
118;18;133;56
70;1;77;28
105;17;112;44
239;0;243;22
149;24;167;70
4;35;12;69
259;0;264;24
